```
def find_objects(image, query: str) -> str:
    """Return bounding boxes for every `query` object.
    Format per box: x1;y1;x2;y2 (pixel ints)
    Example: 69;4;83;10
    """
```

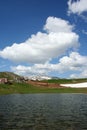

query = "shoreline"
0;82;87;95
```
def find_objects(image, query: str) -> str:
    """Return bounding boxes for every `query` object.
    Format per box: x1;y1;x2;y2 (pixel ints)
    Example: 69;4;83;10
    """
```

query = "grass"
0;82;87;95
0;71;87;95
0;72;20;80
44;78;87;84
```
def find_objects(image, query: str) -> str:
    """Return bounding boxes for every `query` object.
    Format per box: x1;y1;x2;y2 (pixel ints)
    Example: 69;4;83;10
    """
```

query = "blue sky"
0;0;87;78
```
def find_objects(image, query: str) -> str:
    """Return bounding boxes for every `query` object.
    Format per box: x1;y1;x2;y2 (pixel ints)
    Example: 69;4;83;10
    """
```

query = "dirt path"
27;80;64;88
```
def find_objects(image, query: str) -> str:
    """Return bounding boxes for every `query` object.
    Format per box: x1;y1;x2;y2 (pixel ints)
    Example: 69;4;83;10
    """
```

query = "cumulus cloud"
11;64;49;76
11;52;87;78
58;52;87;72
68;0;87;15
0;16;79;63
44;17;73;33
70;70;87;78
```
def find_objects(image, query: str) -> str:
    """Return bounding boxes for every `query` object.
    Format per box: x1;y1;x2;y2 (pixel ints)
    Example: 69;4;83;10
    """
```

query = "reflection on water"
0;94;87;130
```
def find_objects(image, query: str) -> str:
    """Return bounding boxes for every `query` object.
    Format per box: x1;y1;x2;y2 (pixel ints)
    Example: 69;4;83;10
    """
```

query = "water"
0;94;87;130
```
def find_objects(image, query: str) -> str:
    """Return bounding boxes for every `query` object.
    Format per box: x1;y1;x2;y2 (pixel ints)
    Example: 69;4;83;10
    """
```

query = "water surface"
0;94;87;130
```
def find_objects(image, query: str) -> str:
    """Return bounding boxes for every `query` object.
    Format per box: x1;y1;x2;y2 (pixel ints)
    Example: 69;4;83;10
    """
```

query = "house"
0;78;8;84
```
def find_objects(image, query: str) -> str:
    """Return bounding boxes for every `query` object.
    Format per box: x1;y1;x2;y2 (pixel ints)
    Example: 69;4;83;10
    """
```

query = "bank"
0;82;87;95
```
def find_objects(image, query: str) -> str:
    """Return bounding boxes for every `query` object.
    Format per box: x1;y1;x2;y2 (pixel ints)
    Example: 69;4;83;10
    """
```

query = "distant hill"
0;72;21;80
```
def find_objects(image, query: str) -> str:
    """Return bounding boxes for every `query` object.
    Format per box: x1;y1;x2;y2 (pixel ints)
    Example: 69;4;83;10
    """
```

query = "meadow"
0;78;87;95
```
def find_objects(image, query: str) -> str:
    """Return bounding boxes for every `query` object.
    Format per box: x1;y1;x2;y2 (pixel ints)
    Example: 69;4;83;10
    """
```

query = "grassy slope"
0;82;87;95
0;72;20;80
0;73;87;95
44;78;87;84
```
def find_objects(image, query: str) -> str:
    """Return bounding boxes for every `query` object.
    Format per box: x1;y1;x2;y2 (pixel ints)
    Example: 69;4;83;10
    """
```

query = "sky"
0;0;87;78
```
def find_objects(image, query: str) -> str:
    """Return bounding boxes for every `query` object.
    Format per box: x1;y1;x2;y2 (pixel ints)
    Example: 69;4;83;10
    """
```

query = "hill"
0;72;21;80
45;78;87;84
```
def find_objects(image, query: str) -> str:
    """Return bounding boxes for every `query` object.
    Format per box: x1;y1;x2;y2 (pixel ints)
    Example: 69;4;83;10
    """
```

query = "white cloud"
81;70;87;77
58;52;87;72
11;64;49;76
70;70;87;78
44;17;74;33
11;52;87;78
68;0;87;15
0;16;79;63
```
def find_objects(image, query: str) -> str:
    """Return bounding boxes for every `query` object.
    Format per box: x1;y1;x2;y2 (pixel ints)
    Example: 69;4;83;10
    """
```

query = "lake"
0;94;87;130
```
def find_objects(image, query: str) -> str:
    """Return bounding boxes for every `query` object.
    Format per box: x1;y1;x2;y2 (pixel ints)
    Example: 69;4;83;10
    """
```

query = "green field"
44;78;87;84
0;72;87;95
0;82;87;95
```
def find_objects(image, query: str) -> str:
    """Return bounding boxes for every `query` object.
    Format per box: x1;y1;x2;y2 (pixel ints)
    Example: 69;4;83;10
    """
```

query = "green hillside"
0;72;87;95
44;78;87;84
0;72;21;80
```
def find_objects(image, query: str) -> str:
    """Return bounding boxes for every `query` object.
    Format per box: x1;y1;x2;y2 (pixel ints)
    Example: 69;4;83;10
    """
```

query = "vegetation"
0;82;87;95
0;72;87;95
44;78;87;84
0;72;21;80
